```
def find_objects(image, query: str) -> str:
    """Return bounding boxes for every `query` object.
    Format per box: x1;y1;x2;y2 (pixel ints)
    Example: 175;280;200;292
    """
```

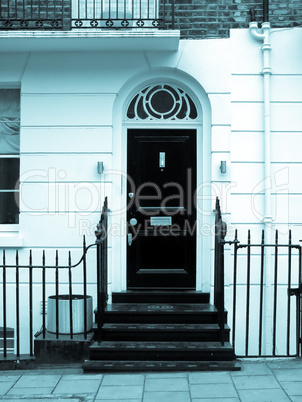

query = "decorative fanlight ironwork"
126;84;198;121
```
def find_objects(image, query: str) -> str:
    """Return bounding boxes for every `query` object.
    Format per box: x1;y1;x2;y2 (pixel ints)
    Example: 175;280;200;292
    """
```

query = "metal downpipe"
249;20;273;355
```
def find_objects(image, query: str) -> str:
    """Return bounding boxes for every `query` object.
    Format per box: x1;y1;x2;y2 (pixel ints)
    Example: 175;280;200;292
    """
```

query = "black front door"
127;129;196;289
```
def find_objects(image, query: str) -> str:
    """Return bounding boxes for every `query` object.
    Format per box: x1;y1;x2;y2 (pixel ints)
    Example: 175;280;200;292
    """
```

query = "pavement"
0;359;302;402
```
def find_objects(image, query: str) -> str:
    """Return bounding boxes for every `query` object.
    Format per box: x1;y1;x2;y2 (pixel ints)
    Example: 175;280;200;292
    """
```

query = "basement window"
0;89;20;225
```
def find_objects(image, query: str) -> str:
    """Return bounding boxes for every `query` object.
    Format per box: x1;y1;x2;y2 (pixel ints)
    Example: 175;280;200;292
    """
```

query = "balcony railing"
0;0;68;30
0;0;175;30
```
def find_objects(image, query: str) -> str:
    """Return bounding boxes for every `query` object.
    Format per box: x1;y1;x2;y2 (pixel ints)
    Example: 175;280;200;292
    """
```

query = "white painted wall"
230;27;302;232
0;27;301;355
228;27;302;356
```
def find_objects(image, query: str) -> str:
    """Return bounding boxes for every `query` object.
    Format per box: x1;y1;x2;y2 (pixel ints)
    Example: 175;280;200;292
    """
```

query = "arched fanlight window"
126;84;198;121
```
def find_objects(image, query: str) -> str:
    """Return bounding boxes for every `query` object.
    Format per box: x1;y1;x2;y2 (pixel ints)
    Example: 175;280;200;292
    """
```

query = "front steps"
83;291;238;372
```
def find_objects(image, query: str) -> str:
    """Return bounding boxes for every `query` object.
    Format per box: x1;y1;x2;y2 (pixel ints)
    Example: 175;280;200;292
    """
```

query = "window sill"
0;226;23;247
0;237;24;247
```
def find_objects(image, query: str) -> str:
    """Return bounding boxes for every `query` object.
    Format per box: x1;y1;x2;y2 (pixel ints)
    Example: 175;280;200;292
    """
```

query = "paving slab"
62;373;103;380
237;388;291;401
143;391;191;402
189;371;232;384
96;385;144;400
267;359;302;369
94;400;140;402
145;377;189;391
192;399;240;402
102;374;145;385
0;375;20;382
190;383;238;399
53;378;101;394
13;374;61;388
0;381;15;395
6;387;54;395
0;370;28;376
0;399;81;402
0;366;82;375
273;368;302;382
280;381;302;396
232;374;280;389
146;372;187;378
231;362;272;376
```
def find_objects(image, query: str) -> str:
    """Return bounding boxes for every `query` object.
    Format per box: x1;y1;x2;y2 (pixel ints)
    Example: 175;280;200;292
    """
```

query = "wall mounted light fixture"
220;161;226;174
97;161;104;174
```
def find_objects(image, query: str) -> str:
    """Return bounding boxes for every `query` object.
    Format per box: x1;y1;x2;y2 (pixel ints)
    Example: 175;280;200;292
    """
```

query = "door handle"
130;218;137;226
128;233;133;246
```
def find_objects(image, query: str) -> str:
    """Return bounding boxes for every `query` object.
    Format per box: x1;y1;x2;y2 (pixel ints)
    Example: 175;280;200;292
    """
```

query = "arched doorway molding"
111;67;212;293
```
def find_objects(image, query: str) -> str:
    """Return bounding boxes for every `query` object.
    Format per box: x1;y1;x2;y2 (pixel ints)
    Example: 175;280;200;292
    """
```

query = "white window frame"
0;85;23;247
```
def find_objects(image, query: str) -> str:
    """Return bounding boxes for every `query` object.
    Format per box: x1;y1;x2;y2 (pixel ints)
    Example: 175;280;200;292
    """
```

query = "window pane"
0;158;20;190
0;89;20;155
0;192;19;224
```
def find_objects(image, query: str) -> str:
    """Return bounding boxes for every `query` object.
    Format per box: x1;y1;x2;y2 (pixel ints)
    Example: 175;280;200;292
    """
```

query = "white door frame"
111;68;212;293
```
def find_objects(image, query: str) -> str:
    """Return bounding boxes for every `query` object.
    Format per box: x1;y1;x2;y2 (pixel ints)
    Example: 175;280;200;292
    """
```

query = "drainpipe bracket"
261;67;272;75
261;22;271;29
261;43;272;51
263;215;273;224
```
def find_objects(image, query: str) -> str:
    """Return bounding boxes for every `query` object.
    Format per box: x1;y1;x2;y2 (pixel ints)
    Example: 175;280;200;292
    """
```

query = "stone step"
101;322;230;342
95;303;227;324
83;359;241;372
112;291;210;304
89;340;235;361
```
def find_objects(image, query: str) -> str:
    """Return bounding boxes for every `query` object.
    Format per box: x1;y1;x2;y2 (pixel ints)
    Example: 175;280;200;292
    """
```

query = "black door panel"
127;129;196;289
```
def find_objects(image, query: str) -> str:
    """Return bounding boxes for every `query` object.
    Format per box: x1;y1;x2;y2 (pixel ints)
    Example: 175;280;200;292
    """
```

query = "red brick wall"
165;0;302;39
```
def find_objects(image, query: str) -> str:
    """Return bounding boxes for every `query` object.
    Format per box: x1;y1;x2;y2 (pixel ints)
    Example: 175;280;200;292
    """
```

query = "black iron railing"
0;0;175;30
0;237;95;358
213;197;228;346
72;0;174;30
95;196;108;333
0;0;70;30
214;197;302;357
0;198;108;359
232;229;302;357
0;197;109;359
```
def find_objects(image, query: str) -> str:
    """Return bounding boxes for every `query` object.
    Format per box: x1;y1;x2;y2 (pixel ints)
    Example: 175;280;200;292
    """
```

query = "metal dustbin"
47;295;93;334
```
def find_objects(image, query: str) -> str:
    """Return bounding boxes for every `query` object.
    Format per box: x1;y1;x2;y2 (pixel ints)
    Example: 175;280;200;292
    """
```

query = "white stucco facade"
1;26;302;355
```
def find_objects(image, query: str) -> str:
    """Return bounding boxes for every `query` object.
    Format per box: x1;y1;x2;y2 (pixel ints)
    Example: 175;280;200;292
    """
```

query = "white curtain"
0;89;20;155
